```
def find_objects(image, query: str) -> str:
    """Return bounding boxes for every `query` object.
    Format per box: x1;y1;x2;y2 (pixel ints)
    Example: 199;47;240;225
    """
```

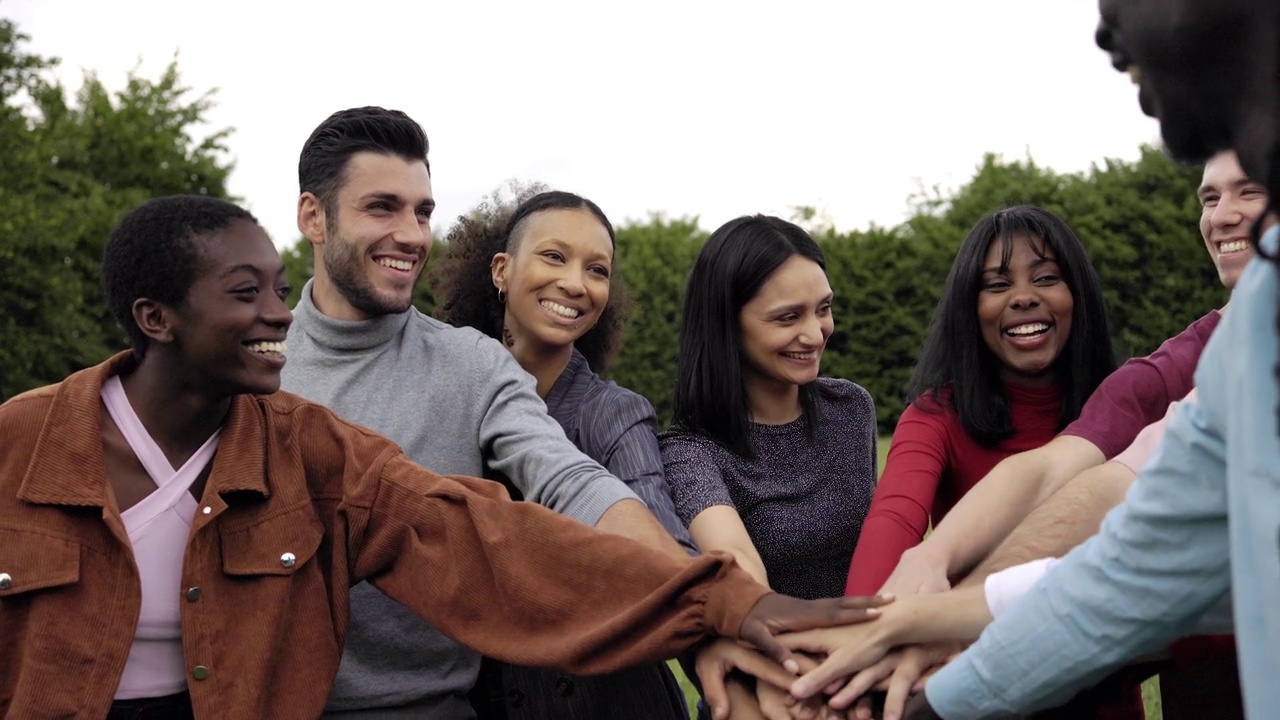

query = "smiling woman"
846;205;1117;600
430;190;698;720
659;215;879;718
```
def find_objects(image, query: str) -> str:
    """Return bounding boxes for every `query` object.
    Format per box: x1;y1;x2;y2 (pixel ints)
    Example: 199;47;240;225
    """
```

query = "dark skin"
104;218;290;514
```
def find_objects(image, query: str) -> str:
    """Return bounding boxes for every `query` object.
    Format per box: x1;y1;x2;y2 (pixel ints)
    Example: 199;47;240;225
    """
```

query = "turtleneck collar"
290;279;413;352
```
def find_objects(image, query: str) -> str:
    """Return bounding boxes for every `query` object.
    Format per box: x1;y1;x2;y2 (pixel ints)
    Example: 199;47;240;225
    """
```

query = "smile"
541;300;583;319
376;257;415;271
1005;323;1050;338
782;350;818;361
1217;239;1250;255
243;340;287;369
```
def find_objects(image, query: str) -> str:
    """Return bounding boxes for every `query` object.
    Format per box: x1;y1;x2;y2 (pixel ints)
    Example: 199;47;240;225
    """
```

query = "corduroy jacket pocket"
219;503;324;577
0;526;80;596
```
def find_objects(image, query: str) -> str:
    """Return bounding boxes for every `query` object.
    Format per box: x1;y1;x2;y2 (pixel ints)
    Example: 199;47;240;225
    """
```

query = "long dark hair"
907;205;1117;446
671;215;833;459
431;189;632;372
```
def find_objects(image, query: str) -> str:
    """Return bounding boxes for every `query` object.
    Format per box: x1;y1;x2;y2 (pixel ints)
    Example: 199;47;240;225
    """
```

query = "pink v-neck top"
101;376;220;699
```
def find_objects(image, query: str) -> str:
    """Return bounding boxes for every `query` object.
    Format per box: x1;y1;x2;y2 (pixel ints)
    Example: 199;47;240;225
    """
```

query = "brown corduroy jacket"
0;354;766;719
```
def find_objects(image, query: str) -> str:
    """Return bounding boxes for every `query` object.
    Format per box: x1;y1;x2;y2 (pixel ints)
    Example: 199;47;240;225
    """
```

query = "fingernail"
713;705;725;720
865;608;880;617
792;681;807;696
784;658;800;674
878;592;896;601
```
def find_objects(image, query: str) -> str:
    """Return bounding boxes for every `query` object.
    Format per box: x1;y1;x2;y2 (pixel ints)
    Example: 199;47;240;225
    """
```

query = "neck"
120;355;231;468
744;374;803;425
998;367;1058;390
507;336;574;399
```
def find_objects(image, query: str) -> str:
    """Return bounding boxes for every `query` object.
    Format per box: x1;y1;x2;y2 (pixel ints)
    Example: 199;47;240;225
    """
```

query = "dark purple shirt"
660;378;878;600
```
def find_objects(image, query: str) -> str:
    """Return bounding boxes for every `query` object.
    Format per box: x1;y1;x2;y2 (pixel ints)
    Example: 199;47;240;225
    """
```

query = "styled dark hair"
102;195;258;358
907;204;1116;446
431;189;632;372
298;106;429;221
672;215;834;459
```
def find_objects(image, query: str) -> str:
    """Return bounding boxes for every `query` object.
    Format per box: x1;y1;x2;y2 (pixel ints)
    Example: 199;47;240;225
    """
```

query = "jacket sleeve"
345;447;769;673
845;403;949;595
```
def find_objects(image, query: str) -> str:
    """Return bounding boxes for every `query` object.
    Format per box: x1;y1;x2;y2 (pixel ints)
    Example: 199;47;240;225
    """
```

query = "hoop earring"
497;289;506;304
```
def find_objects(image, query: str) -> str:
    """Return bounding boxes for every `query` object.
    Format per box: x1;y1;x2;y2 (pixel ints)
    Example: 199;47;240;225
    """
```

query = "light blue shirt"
926;226;1280;719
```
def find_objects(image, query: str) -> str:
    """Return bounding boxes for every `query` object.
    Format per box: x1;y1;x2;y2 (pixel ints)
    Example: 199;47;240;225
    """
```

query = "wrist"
901;543;951;577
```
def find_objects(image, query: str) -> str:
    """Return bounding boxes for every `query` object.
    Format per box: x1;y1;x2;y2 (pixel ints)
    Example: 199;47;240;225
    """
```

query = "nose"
392;207;431;250
1008;282;1042;311
798;313;825;345
555;268;586;296
1211;194;1245;230
261;291;293;329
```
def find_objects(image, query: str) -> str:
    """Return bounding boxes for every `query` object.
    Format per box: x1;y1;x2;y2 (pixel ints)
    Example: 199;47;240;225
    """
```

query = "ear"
132;298;178;347
297;192;328;248
491;252;511;292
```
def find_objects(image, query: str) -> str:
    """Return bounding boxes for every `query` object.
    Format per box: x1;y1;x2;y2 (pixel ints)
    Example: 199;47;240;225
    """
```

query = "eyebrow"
983;256;1058;274
764;294;834;314
361;191;436;211
219;263;285;279
536;237;613;262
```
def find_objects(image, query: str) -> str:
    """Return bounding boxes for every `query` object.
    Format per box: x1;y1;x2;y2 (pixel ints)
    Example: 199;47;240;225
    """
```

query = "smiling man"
279;107;700;719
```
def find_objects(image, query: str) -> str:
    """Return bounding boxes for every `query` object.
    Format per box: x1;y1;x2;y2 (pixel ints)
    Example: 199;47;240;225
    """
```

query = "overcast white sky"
7;0;1161;247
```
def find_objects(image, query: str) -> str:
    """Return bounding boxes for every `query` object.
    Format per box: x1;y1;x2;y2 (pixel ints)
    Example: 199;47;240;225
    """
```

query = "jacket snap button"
280;552;296;568
186;586;202;602
508;689;525;708
0;573;11;590
555;676;574;696
192;665;210;680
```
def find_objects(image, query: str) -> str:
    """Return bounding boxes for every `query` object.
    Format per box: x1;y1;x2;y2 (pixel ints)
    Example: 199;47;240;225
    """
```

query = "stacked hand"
699;592;893;719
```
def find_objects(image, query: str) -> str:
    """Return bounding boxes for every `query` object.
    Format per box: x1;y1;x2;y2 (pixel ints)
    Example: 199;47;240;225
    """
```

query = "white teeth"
541;300;581;319
1006;323;1050;337
1219;240;1250;254
783;351;816;360
245;341;286;355
377;258;414;271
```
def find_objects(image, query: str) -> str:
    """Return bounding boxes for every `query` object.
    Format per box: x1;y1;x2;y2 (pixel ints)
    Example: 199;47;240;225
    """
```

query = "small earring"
497;289;506;304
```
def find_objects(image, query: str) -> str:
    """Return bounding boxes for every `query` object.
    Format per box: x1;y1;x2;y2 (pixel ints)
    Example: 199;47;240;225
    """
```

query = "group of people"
1;1;1278;719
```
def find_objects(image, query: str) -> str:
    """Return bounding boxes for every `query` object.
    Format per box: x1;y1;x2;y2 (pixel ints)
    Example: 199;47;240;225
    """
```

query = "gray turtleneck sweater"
282;281;639;718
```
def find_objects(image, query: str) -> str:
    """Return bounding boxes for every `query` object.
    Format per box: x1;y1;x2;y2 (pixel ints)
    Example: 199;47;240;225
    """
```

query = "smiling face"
491;208;613;352
1198;150;1268;289
299;151;436;320
976;235;1075;387
169;219;293;396
738;255;834;398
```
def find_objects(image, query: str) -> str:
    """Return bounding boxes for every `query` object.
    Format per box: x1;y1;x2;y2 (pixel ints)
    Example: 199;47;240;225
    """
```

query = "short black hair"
907;204;1117;446
431;189;632;372
102;195;257;358
298;106;430;219
671;215;833;459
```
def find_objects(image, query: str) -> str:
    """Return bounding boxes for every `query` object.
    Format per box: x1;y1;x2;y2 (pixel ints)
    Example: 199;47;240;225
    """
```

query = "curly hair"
103;195;258;358
430;187;633;373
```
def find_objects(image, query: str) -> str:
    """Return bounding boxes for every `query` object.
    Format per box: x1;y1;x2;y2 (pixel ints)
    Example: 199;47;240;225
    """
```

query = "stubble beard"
324;232;417;318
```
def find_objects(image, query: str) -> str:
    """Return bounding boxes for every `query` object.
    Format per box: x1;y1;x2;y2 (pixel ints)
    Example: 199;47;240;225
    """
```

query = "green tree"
0;19;235;395
607;214;708;425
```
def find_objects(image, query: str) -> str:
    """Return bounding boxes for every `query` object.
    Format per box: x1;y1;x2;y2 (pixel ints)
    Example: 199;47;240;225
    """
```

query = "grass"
667;436;1165;719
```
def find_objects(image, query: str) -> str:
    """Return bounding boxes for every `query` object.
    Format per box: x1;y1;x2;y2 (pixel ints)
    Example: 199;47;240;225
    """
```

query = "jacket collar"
18;352;273;507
